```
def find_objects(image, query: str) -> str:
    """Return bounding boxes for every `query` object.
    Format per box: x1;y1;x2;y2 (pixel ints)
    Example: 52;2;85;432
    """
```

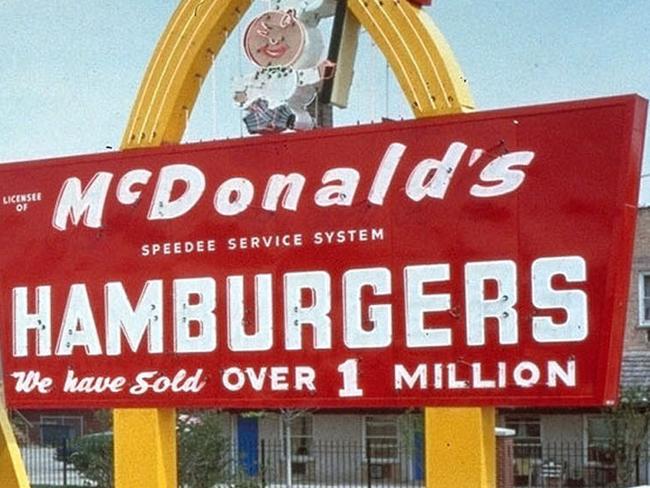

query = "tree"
177;410;233;488
68;431;113;488
601;386;650;486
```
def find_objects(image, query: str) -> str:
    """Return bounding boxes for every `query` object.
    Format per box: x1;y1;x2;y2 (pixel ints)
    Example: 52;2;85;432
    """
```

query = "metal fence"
20;442;90;487
22;437;650;488
232;439;424;487
512;442;650;488
21;435;112;488
20;437;423;488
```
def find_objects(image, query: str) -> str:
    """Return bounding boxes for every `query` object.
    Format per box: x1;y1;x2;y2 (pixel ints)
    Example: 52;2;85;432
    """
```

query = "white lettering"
394;364;427;390
314;168;360;207
13;286;51;357
404;265;452;347
471;151;535;197
173;278;217;353
343;268;392;349
56;284;102;356
262;173;305;211
405;142;467;201
284;271;332;350
368;143;406;205
214;177;254;216
227;275;273;351
465;260;518;346
52;172;113;230
148;164;205;220
11;371;53;393
105;280;163;355
532;256;588;343
513;361;541;387
116;169;152;205
547;360;576;387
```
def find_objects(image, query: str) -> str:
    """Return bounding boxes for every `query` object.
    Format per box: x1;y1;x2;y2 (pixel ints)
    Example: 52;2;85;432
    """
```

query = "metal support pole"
286;420;293;488
366;438;372;488
62;437;68;487
261;439;266;487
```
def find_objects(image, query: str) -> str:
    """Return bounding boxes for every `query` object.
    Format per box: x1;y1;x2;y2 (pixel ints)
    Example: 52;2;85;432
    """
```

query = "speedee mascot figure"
234;0;336;134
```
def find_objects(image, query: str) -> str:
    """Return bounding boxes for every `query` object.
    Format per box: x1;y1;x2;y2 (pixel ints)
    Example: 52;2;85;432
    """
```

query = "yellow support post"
0;408;30;488
113;409;177;488
425;407;496;488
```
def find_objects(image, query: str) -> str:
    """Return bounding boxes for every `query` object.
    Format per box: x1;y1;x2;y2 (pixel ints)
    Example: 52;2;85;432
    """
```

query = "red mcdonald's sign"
0;95;646;409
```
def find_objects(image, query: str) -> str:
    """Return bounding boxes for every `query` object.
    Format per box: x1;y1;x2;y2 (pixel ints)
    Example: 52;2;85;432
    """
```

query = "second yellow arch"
116;1;479;488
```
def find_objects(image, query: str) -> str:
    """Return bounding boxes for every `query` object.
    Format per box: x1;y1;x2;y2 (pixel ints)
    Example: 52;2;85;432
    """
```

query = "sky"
1;0;649;206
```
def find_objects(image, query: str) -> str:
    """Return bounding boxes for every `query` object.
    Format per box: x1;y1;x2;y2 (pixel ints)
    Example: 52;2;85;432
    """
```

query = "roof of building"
621;351;650;388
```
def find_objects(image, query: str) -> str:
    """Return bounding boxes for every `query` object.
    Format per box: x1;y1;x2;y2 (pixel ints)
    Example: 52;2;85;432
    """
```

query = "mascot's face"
244;10;305;67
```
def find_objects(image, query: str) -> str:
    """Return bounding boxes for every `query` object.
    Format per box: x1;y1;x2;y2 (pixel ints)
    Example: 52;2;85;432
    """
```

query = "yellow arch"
347;0;473;116
122;0;253;148
116;1;483;487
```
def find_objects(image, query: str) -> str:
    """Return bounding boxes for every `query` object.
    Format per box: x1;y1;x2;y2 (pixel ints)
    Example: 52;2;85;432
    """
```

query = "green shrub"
177;411;232;488
68;432;113;488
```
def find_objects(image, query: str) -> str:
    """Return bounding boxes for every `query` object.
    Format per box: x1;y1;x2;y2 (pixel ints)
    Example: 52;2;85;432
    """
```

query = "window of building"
640;273;650;327
364;415;399;463
505;415;542;458
280;413;314;478
39;415;83;445
504;415;541;486
289;414;313;458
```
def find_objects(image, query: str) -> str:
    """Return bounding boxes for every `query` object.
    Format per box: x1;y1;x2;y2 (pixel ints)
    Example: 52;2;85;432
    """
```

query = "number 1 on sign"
337;359;363;397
